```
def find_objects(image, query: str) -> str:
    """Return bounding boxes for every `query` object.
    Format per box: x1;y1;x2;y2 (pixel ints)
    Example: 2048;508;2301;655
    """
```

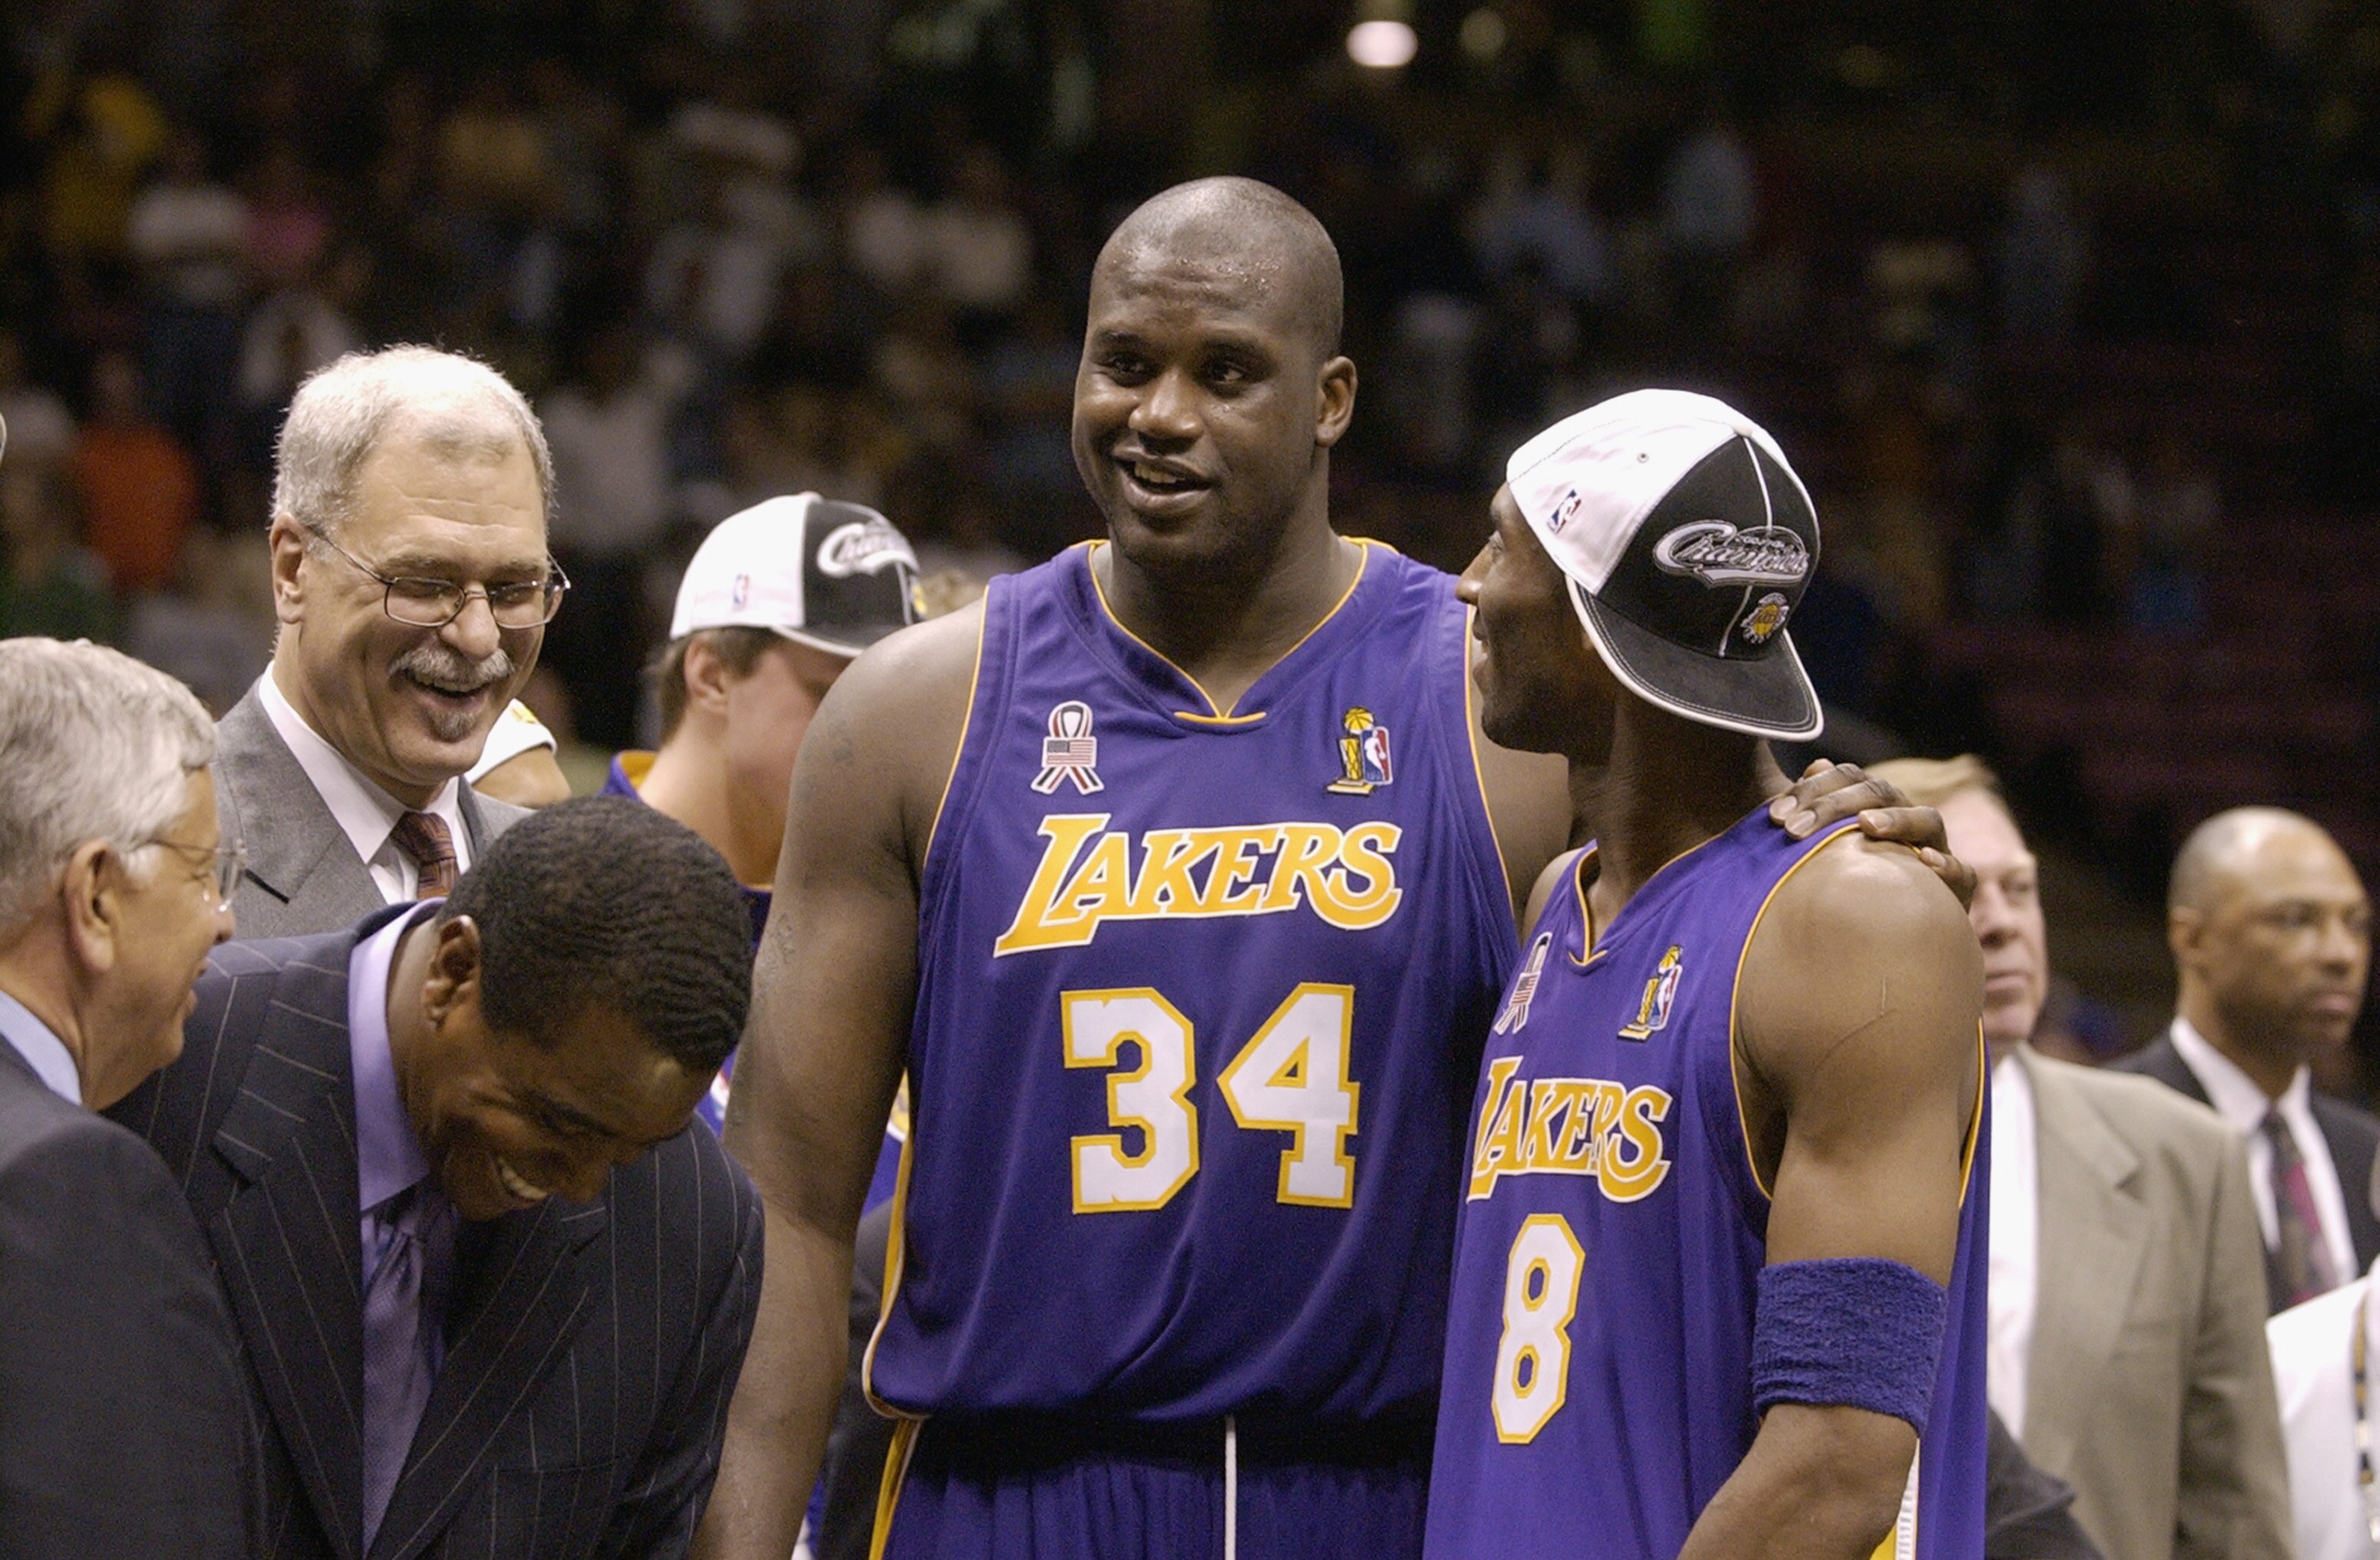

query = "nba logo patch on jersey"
1032;701;1104;795
1325;707;1394;795
1618;944;1684;1040
1494;932;1554;1035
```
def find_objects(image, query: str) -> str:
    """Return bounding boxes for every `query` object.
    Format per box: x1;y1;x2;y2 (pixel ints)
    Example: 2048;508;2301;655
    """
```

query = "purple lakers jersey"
867;541;1515;1426
1425;810;1987;1559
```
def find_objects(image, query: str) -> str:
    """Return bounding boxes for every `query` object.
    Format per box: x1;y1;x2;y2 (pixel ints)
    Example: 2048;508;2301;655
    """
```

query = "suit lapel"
2019;1048;2150;1478
368;1197;609;1560
218;687;384;928
207;941;369;1560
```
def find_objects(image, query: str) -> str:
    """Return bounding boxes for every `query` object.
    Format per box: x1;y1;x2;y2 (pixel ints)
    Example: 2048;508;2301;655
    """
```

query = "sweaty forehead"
1089;184;1341;354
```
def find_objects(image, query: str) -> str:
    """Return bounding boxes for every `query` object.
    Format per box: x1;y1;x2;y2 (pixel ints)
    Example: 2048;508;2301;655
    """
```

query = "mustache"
393;643;513;742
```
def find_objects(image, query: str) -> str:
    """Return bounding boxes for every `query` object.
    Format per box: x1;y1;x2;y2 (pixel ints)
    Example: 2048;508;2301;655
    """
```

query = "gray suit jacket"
214;684;529;938
2017;1048;2294;1560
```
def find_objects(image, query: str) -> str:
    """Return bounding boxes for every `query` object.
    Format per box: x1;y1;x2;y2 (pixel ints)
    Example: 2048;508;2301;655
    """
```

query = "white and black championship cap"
1505;388;1824;742
671;492;922;656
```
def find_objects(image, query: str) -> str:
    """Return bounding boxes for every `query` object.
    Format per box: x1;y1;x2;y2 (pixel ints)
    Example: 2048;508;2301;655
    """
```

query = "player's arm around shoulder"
1684;835;1984;1560
701;604;981;1560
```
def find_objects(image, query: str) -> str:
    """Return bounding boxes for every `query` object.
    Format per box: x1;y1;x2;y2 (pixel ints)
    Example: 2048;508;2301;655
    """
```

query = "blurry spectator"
235;247;366;479
2128;432;2218;634
872;298;977;452
126;129;247;462
1658;103;1756;342
1998;166;2088;346
0;461;118;644
910;473;1028;584
122;528;274;715
71;352;200;595
35;72;168;262
1467;141;1612;307
240;142;332;293
2116;808;2380;1313
923;145;1033;337
837;143;930;300
2034;420;2133;624
1874;756;2292;1560
647;107;819;364
463;698;572;807
0;335;76;469
540;323;694;746
979;294;1085;508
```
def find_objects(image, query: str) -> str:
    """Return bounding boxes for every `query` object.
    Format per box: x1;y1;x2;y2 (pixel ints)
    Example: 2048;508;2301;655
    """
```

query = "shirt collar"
257;670;462;869
2170;1015;2310;1131
0;990;81;1105
350;904;439;1216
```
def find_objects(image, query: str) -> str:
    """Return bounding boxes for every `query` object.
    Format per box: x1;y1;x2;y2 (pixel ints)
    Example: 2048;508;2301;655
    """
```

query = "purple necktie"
360;1183;450;1547
2264;1108;2340;1307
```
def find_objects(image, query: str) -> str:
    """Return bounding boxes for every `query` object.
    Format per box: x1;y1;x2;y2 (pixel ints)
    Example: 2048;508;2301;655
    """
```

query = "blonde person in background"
1872;755;2291;1560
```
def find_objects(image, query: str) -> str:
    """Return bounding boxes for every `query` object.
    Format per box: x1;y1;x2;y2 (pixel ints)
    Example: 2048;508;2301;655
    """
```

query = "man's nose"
441;592;503;658
1128;367;1199;444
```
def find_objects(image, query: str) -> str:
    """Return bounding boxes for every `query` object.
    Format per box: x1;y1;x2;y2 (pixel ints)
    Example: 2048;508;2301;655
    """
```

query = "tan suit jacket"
2018;1047;2295;1560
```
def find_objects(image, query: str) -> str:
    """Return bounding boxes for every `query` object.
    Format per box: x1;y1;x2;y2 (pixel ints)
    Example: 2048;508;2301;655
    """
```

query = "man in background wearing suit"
0;637;249;1557
113;796;765;1559
219;345;564;938
1874;757;2291;1560
2116;806;2378;1311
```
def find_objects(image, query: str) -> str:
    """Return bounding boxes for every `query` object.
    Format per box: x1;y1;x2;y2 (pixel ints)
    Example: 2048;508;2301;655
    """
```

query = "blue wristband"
1751;1257;1947;1434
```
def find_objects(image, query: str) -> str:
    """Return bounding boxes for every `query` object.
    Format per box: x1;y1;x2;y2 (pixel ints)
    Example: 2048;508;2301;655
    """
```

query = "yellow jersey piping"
1460;604;1518;939
918;606;988;869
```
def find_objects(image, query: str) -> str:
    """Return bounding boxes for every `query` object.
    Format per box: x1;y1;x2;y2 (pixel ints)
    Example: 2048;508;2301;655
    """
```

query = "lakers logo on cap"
1739;591;1790;644
1619;944;1684;1040
1032;701;1104;795
1326;707;1394;795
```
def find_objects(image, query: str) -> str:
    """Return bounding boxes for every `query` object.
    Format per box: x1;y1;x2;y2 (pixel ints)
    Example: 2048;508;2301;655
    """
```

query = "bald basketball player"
696;179;1958;1560
2117;808;2378;1311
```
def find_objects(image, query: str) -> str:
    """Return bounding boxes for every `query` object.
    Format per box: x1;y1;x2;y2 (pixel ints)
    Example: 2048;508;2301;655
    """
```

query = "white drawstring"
1222;1415;1238;1560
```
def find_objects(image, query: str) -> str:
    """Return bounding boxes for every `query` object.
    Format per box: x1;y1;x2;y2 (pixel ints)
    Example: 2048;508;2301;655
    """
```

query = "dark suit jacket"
2113;1031;2380;1297
0;1036;252;1558
214;684;529;939
109;920;765;1560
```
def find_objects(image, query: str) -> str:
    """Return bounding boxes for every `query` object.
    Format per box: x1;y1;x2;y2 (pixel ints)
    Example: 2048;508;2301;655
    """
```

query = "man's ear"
267;513;310;627
1314;356;1357;449
423;914;484;1024
681;634;735;718
58;840;125;977
2168;904;2205;973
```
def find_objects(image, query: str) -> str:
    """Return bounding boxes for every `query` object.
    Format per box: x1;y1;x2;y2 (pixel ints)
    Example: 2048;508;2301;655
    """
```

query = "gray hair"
0;639;217;928
270;346;555;536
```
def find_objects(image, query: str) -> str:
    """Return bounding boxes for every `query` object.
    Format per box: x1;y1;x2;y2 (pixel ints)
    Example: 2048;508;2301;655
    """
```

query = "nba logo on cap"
731;573;751;610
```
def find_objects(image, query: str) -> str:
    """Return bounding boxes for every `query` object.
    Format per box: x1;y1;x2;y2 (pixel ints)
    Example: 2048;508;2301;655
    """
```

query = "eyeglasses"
304;525;569;630
138;836;247;907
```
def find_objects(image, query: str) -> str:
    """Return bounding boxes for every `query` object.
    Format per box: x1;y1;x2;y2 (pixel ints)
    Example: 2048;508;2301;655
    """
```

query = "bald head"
1098;178;1344;359
2170;807;2358;914
2169;806;2372;1079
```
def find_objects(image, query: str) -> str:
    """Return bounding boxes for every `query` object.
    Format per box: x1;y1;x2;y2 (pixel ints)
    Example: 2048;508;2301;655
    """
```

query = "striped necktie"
2264;1108;2340;1307
390;811;457;899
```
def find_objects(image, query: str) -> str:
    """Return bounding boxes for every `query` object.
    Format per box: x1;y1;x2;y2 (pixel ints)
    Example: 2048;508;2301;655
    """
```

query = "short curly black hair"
440;796;752;1073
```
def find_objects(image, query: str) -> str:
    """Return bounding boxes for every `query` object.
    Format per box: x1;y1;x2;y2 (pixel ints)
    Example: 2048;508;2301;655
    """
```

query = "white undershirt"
1987;1050;2039;1438
2172;1016;2358;1286
256;671;470;904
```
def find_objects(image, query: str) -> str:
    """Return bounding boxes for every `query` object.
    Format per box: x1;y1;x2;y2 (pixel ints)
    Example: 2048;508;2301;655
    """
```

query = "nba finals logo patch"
1326;707;1394;795
1033;701;1104;795
1619;944;1684;1040
1493;932;1555;1035
1739;591;1790;644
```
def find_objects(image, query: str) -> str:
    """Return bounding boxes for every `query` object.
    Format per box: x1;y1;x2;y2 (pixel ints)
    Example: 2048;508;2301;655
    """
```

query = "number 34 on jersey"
1061;983;1362;1214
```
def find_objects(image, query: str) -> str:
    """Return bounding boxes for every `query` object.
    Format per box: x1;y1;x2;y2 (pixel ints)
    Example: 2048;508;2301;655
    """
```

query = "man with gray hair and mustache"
215;345;568;936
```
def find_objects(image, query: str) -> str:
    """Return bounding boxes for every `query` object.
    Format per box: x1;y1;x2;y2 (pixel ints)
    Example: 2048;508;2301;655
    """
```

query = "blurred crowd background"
2;0;2375;1082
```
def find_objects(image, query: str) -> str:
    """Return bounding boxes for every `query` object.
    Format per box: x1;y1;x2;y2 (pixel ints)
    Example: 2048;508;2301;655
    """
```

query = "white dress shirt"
257;671;470;904
2171;1017;2358;1284
1987;1050;2039;1438
0;991;80;1105
2269;1257;2380;1560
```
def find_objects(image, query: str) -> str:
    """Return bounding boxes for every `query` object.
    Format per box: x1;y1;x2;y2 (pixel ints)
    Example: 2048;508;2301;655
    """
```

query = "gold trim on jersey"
1082;538;1376;721
867;1417;923;1560
920;603;990;872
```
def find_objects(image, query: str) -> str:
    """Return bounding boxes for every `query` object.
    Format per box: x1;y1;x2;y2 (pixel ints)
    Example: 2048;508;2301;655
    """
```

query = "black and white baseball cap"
671;493;921;657
1506;389;1824;742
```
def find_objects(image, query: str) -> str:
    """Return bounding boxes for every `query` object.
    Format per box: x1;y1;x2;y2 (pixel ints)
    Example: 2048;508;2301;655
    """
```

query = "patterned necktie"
389;811;456;899
360;1183;449;1547
2263;1108;2340;1307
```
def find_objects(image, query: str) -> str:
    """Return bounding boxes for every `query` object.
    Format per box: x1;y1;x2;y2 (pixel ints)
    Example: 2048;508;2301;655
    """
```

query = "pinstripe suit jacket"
109;917;765;1560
